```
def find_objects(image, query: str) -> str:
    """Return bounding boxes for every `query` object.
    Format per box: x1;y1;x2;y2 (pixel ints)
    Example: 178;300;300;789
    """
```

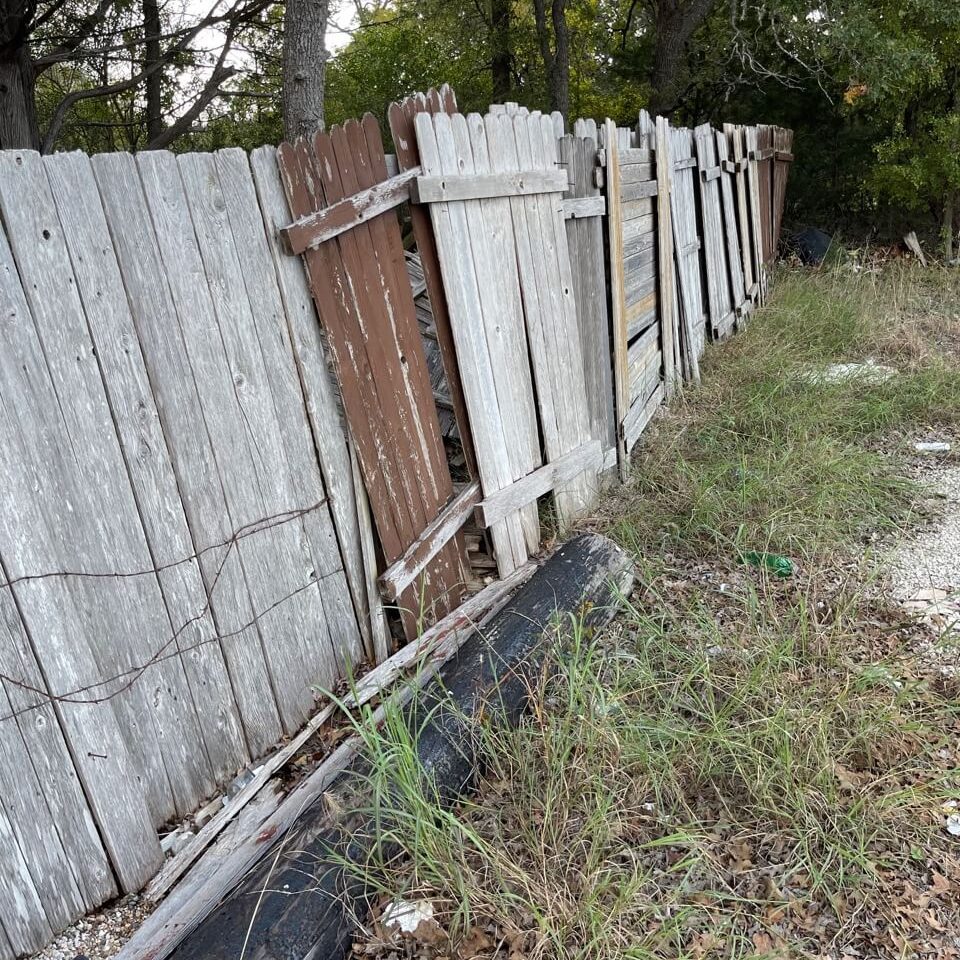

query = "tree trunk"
550;0;569;119
533;0;570;118
648;0;716;117
490;0;511;103
143;0;164;142
0;45;38;150
282;0;328;141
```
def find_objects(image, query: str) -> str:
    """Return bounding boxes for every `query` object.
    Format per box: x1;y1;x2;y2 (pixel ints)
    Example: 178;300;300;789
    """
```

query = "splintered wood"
276;114;471;636
413;108;598;576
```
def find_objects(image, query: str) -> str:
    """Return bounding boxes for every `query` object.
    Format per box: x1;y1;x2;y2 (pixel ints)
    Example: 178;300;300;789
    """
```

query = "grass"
344;262;960;959
606;263;960;565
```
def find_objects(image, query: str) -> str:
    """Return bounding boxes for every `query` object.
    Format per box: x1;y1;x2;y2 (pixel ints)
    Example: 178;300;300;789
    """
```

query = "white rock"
946;813;960;836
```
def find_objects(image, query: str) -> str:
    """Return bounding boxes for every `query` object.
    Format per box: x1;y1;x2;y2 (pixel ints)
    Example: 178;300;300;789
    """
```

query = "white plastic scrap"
915;441;952;454
382;899;437;935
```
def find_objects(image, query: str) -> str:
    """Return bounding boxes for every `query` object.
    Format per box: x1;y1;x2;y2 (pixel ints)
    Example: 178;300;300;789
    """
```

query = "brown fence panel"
277;116;470;639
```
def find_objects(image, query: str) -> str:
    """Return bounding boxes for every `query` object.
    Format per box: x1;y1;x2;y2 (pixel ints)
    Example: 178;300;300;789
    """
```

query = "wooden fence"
0;87;790;958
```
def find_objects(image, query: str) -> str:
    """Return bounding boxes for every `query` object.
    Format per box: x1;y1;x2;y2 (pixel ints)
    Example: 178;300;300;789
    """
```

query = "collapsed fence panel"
388;87;478;477
413;110;542;576
277;116;472;639
413;109;600;575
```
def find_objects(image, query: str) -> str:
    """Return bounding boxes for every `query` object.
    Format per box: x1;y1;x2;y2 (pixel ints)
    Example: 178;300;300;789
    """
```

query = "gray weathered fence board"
415;110;539;574
559;130;616;460
725;124;756;305
694;124;734;340
211;148;363;678
669;126;705;368
0;589;109;931
176;150;337;733
46;151;248;793
0;198;162;894
0;149;207;828
512;113;596;520
100;151;285;759
715;130;747;320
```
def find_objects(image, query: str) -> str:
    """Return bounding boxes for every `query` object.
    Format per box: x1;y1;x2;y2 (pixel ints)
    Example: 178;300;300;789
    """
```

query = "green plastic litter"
743;551;794;578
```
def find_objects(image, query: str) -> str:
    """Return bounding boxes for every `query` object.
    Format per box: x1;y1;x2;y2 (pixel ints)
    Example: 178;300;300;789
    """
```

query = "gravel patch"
888;459;960;674
889;463;960;600
30;895;150;960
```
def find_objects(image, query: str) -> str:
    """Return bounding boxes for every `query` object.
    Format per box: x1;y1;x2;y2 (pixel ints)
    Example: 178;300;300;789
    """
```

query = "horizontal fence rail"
0;87;791;958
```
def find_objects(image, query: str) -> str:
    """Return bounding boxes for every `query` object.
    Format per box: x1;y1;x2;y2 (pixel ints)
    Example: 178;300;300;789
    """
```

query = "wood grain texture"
559;131;616;458
413;109;540;574
694;123;734;341
654;115;678;395
605;120;630;480
46;151;247;791
93;151;284;759
388;88;477;480
725;124;756;313
744;126;766;300
278;114;470;635
379;482;481;600
412;168;567;202
0;154;163;894
280;166;418;253
668;125;705;377
503;112;597;522
715;130;747;322
475;441;603;529
249;145;387;664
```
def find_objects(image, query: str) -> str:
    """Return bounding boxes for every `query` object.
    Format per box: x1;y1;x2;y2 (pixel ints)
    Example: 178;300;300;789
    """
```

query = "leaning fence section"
0;87;791;959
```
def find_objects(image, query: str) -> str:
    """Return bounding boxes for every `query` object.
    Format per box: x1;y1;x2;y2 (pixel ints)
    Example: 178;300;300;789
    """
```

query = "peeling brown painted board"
279;117;468;636
249;145;388;663
279;167;418;254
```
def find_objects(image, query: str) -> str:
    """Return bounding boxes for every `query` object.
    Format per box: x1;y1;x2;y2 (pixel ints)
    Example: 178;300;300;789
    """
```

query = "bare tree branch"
40;0;269;151
33;0;115;76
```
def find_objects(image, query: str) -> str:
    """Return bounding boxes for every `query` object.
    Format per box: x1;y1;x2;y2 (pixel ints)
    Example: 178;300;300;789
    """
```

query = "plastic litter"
743;551;794;578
